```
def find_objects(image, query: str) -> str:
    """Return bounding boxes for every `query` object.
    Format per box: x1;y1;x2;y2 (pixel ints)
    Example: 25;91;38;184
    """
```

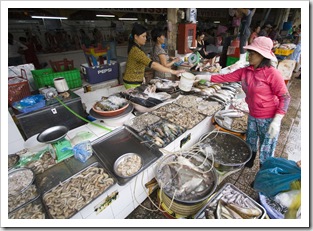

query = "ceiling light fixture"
31;16;68;20
214;21;220;24
96;14;115;18
118;18;138;21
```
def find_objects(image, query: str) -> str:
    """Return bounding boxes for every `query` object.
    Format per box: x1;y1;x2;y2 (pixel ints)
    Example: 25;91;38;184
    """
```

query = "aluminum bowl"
155;153;218;204
8;154;20;171
8;167;35;196
113;153;143;178
37;125;68;143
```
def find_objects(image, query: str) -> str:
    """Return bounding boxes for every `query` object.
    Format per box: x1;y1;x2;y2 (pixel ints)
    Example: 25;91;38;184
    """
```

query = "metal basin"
155;153;218;204
199;131;252;171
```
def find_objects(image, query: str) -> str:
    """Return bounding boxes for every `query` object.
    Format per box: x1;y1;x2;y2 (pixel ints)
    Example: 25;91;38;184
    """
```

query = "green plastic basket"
226;56;240;67
31;68;82;90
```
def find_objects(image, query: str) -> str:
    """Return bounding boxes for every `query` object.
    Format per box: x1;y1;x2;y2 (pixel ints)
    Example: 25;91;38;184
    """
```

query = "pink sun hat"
243;36;276;60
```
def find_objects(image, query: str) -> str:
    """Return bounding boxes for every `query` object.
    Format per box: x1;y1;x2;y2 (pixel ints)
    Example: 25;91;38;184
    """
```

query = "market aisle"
126;73;301;219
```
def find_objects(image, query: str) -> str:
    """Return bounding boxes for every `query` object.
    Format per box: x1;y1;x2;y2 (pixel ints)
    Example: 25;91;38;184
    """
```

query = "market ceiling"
8;8;232;21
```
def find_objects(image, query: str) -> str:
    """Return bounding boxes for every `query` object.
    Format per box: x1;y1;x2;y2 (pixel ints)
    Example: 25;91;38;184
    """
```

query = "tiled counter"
63;114;213;219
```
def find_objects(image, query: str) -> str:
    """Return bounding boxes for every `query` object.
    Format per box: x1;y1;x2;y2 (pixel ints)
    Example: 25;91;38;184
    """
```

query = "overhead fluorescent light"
96;14;115;18
214;21;220;24
118;18;138;21
31;16;68;20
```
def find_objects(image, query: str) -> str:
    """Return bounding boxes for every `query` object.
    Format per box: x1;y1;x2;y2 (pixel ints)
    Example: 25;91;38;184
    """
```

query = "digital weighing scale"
37;125;73;162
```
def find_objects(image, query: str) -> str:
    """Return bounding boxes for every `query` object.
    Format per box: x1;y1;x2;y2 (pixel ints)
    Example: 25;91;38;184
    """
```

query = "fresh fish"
227;203;262;218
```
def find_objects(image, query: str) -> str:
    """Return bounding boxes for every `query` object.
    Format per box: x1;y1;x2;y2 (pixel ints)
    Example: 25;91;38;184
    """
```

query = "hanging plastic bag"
253;157;301;198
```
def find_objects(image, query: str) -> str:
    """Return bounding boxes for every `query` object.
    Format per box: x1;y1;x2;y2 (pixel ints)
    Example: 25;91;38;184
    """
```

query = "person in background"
79;29;91;48
289;25;301;79
207;36;291;168
123;23;185;89
235;8;256;63
150;28;180;80
195;31;217;60
268;25;281;41
248;25;260;44
8;32;28;66
92;28;104;46
19;37;41;69
259;24;272;37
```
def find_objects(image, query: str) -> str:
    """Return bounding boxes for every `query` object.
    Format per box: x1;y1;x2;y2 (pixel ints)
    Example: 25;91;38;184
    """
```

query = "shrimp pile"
43;166;114;219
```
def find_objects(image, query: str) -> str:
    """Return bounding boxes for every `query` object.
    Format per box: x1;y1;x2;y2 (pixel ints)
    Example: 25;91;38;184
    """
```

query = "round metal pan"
113;153;143;178
37;125;68;143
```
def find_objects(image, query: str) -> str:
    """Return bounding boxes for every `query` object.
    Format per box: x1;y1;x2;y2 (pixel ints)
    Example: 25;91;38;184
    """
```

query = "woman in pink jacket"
209;36;291;168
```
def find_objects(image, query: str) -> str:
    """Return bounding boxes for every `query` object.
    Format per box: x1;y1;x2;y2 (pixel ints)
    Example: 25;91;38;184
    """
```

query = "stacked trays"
42;162;115;219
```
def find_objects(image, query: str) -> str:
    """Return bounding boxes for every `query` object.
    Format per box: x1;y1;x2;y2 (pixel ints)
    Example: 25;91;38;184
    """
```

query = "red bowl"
92;102;129;117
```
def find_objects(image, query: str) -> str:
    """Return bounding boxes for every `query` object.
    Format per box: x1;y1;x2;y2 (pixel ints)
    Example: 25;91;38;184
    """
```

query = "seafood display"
94;95;129;112
124;113;161;133
199;131;251;171
23;151;57;175
152;103;205;130
196;183;265;219
9;197;46;219
8;168;34;196
150;78;179;91
8;184;38;213
231;114;249;132
138;120;186;148
114;153;142;177
121;85;171;108
155;153;217;203
8;154;19;170
43;164;115;219
214;109;248;133
232;98;249;113
174;95;223;116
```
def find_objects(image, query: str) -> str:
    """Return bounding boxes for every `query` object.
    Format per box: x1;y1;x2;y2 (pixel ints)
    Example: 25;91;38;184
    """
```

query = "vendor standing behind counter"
207;37;291;168
123;23;185;89
150;28;180;80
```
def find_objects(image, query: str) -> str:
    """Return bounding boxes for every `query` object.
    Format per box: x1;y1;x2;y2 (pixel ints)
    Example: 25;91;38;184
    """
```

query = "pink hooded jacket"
211;65;291;118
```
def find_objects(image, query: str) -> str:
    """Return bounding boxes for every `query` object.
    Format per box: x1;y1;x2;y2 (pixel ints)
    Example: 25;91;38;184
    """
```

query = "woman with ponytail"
123;23;185;89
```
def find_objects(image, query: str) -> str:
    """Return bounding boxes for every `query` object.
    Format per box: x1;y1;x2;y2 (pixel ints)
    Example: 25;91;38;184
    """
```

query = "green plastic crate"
31;68;82;90
226;56;240;67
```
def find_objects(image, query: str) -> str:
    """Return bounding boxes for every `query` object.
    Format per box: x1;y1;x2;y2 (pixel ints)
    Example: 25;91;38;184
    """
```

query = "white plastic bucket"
179;72;196;92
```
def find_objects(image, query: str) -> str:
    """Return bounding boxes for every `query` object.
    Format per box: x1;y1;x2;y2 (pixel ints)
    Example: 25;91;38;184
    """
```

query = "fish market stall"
7;62;260;221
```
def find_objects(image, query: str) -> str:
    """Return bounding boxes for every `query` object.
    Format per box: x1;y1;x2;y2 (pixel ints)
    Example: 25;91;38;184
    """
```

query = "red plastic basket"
8;69;31;106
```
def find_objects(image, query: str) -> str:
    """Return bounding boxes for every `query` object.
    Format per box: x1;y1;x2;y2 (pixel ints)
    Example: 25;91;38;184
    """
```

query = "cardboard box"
81;61;119;84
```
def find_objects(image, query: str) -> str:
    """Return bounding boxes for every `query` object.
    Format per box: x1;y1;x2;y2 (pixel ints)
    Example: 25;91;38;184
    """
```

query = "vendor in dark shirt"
195;31;217;60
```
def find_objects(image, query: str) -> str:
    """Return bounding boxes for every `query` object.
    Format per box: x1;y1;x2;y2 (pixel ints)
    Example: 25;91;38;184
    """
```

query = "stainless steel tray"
194;183;266;219
92;126;163;186
9;195;47;219
42;161;116;219
8;184;39;214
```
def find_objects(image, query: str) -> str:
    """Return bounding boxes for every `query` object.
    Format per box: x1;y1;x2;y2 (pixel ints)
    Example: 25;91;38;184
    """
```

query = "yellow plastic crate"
274;48;294;56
